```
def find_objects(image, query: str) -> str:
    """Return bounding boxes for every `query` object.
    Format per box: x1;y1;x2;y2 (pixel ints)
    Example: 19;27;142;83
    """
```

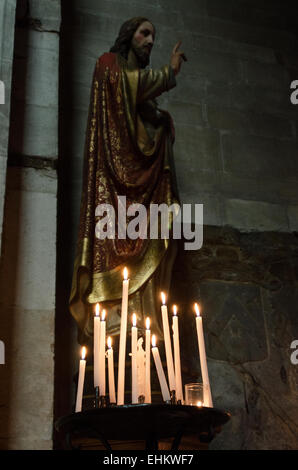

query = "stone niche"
170;225;298;450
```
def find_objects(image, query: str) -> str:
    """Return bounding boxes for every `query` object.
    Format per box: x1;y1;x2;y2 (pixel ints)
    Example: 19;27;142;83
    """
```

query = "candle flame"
146;317;150;330
196;401;202;407
95;303;100;317
173;305;178;316
107;336;112;349
101;309;106;321
81;346;87;360
132;313;137;327
161;291;166;305
123;267;128;280
194;303;200;317
152;334;156;347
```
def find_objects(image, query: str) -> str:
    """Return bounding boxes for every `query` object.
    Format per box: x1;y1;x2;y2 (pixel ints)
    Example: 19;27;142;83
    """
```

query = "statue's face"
131;21;155;67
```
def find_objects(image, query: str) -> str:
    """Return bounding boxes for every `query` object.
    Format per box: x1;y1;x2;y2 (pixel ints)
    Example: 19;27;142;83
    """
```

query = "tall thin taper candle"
117;267;129;405
151;335;170;402
93;303;101;388
172;305;183;403
160;292;176;392
145;317;151;403
99;309;106;396
194;303;213;407
131;313;138;403
75;346;87;412
107;337;116;404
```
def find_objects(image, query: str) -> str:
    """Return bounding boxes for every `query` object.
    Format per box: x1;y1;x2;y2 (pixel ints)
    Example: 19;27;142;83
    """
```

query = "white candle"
194;303;213;407
151;335;170;402
145;317;151;403
137;337;146;399
107;337;116;404
160;292;176;392
117;267;129;405
172;305;183;403
93;303;101;388
99;309;106;396
75;346;87;412
131;313;138;403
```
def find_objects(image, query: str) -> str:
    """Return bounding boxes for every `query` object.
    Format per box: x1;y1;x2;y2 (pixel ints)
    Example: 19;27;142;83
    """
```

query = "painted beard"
131;41;151;68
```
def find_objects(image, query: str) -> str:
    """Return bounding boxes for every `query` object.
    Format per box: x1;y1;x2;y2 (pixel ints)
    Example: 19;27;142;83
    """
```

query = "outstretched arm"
137;41;187;103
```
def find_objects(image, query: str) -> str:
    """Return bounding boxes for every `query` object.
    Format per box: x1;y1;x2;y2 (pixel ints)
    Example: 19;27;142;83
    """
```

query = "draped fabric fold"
69;50;180;342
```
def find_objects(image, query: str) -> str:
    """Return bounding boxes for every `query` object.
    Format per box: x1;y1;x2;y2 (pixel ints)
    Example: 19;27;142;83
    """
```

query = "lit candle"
151;335;170;402
194;303;213;407
93;303;101;388
117;267;129;405
160;292;176;392
107;337;116;404
75;346;87;412
99;309;106;396
131;313;138;403
172;305;183;403
145;317;151;403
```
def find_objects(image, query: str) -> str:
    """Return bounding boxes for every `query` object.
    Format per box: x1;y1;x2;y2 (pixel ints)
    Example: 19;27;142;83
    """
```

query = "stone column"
0;0;61;450
0;0;17;250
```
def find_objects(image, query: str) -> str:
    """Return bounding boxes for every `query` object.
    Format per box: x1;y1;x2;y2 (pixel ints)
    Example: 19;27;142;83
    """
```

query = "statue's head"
110;17;155;68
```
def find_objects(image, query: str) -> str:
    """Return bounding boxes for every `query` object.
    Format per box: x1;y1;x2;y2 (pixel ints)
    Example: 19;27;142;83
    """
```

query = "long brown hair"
110;17;155;59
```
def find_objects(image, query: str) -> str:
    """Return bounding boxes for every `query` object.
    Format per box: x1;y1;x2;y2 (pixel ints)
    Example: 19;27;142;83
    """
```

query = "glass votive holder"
185;383;205;407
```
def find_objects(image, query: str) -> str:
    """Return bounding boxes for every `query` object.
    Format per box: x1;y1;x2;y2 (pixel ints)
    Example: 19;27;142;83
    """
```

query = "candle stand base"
94;388;110;408
170;390;176;405
55;404;230;451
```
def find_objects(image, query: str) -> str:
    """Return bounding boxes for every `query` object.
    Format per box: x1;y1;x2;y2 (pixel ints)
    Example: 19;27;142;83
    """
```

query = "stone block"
206;0;284;29
74;0;183;31
168;74;205;105
0;305;55;449
12;32;59;108
243;60;288;89
182;48;241;83
207;105;293;139
222;134;298;179
178;189;223;227
199;280;267;363
287;205;298;232
0;0;16;62
166;101;204;127
175;126;221;172
189;14;298;53
190;34;276;64
231;83;296;118
9;102;58;157
73;33;111;63
224;198;289;232
29;0;61;31
208;362;246;450
0;167;57;311
220;172;298;206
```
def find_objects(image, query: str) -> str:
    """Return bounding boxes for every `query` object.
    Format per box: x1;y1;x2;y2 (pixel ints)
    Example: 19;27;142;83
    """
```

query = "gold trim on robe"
69;49;180;341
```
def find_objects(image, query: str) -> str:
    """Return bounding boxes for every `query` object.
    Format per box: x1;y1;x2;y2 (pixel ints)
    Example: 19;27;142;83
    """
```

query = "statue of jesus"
69;17;186;344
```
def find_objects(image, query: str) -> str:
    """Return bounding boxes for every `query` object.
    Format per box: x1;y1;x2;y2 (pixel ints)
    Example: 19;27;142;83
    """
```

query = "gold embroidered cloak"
69;50;180;342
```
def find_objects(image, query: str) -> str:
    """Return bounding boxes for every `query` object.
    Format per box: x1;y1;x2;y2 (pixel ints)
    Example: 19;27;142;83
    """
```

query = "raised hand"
170;41;187;76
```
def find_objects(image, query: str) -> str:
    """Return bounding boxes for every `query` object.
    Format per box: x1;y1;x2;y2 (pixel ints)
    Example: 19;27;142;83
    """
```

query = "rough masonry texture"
56;0;298;450
0;0;297;450
0;0;60;450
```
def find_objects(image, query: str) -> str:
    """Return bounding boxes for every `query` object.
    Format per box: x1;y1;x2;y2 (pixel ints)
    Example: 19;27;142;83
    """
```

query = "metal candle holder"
94;386;110;408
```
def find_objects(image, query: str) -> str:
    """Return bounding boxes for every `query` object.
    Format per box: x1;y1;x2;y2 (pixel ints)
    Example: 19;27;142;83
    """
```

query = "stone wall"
57;0;298;449
171;227;298;449
0;0;61;450
0;0;17;251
